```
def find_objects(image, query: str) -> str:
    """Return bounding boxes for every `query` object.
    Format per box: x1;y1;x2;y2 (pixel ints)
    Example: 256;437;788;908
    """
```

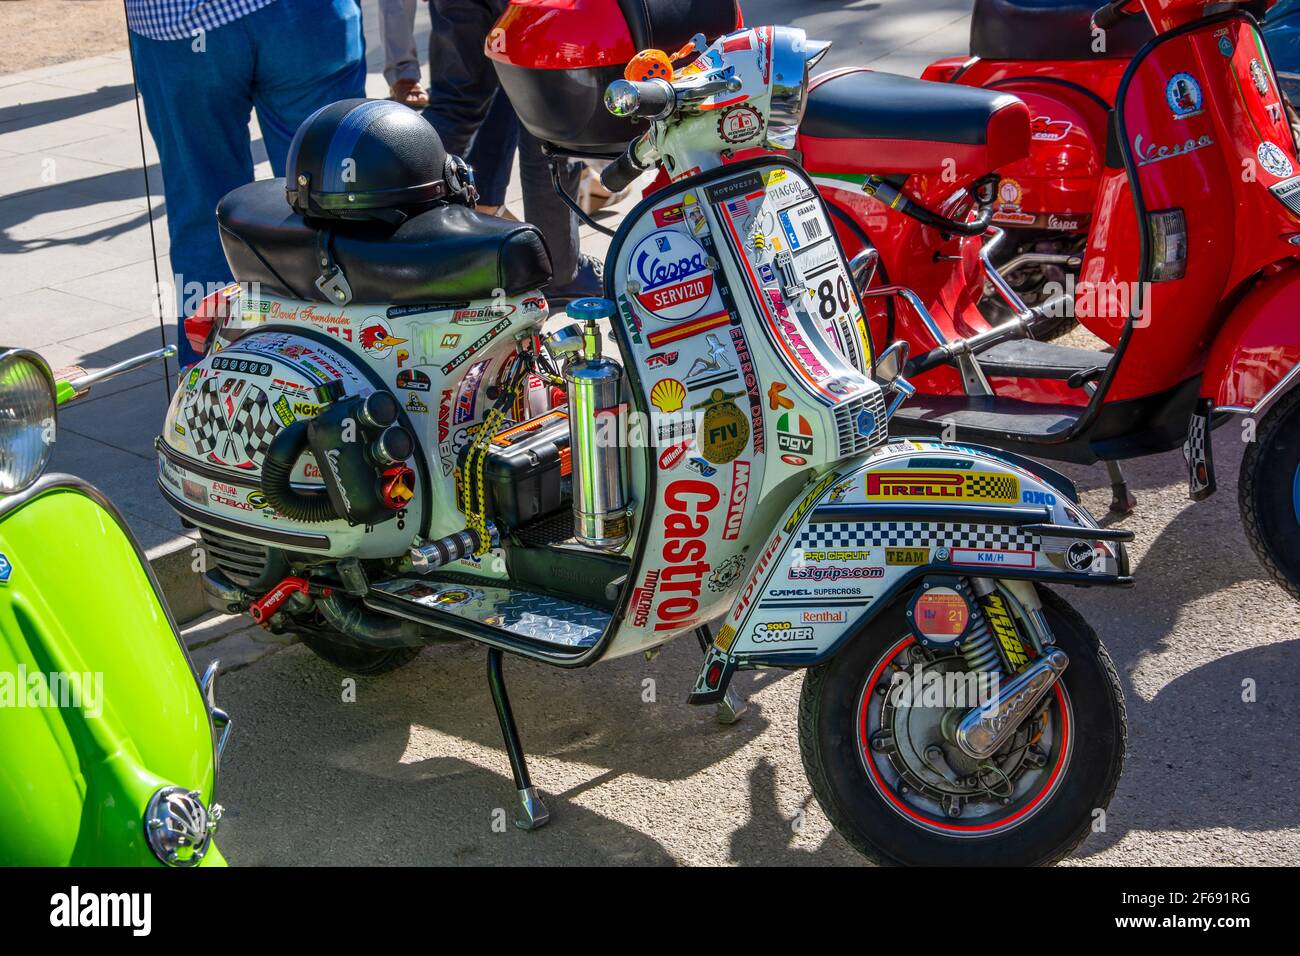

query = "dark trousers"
424;0;581;283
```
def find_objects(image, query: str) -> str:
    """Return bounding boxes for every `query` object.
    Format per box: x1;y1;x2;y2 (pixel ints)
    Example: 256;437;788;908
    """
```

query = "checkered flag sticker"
798;521;1038;551
183;377;281;467
1182;398;1216;501
964;474;1018;501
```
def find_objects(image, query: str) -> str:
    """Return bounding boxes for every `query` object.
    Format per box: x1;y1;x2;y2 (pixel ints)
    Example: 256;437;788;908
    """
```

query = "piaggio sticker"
0;553;11;585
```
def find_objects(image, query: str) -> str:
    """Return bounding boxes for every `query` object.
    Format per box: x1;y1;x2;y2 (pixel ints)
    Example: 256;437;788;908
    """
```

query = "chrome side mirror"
873;340;910;385
873;341;916;416
200;659;232;762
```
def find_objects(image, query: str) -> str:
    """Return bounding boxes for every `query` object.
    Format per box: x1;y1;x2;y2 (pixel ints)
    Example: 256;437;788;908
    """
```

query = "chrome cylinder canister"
561;298;630;549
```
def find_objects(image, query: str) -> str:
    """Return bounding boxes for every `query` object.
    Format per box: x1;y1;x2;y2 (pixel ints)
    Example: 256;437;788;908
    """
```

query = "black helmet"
285;98;475;224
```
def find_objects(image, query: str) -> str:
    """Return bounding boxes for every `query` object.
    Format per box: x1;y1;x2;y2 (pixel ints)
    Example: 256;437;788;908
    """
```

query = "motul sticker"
629;229;715;321
723;460;751;540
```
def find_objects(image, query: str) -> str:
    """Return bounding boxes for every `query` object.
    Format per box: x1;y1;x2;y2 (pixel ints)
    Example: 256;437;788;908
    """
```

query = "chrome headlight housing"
766;27;831;150
0;349;57;495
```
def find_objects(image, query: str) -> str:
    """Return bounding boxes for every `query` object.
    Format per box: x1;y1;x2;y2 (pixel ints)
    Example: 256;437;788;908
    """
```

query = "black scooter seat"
971;0;1153;61
217;178;553;305
891;394;1091;461
977;338;1112;380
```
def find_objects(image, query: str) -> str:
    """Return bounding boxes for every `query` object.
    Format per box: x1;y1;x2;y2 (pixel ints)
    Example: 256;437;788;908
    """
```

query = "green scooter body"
0;476;224;866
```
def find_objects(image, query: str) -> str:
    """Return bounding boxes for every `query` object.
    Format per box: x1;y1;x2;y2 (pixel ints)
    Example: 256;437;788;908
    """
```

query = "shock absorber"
958;579;1003;675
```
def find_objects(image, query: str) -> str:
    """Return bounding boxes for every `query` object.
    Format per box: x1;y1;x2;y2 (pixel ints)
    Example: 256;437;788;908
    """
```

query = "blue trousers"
129;0;366;365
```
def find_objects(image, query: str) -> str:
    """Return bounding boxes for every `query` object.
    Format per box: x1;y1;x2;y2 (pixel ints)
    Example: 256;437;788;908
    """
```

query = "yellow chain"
456;356;531;557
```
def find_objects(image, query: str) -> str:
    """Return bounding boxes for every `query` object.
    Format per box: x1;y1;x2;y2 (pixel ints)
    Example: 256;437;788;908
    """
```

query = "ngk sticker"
629;229;715;321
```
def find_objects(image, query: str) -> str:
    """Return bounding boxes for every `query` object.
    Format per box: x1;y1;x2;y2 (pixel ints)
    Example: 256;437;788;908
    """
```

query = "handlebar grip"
1092;1;1128;30
601;145;647;194
604;78;675;119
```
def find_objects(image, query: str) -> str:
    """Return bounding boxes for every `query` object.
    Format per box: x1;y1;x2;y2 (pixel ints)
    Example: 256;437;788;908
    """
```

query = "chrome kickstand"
486;648;550;830
1105;460;1137;514
695;626;747;724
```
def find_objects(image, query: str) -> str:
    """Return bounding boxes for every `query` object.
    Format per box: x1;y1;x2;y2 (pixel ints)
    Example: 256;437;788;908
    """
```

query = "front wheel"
799;586;1126;866
1239;387;1300;600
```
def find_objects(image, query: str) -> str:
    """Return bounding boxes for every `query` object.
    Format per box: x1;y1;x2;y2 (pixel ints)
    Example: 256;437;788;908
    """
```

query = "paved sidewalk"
0;0;968;620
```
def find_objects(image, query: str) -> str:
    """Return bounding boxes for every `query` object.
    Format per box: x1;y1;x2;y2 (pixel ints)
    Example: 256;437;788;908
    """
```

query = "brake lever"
675;68;742;105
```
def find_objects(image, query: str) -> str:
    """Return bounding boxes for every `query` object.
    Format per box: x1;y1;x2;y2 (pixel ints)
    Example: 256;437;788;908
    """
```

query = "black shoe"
545;255;604;306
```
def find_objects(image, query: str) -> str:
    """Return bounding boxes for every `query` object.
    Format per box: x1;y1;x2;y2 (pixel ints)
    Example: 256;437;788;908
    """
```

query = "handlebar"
601;142;650;194
604;78;675;120
1092;0;1135;30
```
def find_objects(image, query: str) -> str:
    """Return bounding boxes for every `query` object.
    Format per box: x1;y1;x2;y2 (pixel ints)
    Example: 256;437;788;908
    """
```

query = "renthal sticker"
718;104;764;144
360;317;407;358
787;565;883;581
865;470;1020;503
776;411;814;456
396;368;432;392
752;621;814;644
650;378;687;413
1258;140;1294;178
728;326;765;454
803;609;846;624
630;569;660;628
722;460;751;540
654;203;686;227
950;548;1035;568
652;480;720;632
629;229;715;321
1029;116;1072;142
886;547;930;565
783;470;839;534
440;317;510;375
691;388;749;465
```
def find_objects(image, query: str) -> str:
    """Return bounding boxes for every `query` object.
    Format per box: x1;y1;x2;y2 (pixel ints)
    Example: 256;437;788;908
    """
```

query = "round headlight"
766;27;832;151
0;349;57;495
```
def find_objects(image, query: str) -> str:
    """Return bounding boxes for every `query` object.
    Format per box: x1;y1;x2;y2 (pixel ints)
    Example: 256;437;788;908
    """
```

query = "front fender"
1204;263;1300;413
689;441;1132;703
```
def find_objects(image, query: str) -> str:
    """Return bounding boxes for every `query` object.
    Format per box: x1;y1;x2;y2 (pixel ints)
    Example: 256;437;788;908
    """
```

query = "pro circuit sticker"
627;229;716;321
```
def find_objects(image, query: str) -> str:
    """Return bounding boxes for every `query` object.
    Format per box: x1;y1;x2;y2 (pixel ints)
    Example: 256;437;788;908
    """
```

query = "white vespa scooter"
158;26;1130;865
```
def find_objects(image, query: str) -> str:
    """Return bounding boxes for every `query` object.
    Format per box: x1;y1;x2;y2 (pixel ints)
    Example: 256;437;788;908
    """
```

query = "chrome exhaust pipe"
955;648;1068;760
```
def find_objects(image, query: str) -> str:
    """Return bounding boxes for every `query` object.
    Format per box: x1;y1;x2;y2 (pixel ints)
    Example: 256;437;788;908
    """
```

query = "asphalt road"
204;1;1299;866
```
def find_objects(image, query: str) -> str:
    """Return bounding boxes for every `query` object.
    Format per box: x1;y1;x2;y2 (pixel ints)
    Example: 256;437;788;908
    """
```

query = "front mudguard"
689;441;1132;703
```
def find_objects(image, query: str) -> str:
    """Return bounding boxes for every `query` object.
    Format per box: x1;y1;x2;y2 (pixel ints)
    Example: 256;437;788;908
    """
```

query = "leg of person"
128;29;256;366
379;0;421;88
422;0;503;154
467;89;520;211
243;0;369;176
518;128;602;298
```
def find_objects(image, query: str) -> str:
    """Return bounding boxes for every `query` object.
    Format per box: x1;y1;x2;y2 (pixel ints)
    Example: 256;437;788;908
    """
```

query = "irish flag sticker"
629;229;715;321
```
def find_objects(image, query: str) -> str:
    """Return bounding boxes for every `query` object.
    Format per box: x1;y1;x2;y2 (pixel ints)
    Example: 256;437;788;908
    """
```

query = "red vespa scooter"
799;0;1300;597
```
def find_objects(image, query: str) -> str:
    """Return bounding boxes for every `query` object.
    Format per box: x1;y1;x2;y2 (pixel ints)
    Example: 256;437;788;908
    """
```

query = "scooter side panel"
1202;258;1300;410
0;483;218;865
690;442;1125;700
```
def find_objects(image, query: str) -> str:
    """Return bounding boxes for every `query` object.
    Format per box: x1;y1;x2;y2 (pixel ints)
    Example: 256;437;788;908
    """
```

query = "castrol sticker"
629;229;715;321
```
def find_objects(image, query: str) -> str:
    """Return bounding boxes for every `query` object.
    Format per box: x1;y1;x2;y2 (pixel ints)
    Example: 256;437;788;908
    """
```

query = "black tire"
799;586;1126;866
1239;386;1300;600
298;631;423;676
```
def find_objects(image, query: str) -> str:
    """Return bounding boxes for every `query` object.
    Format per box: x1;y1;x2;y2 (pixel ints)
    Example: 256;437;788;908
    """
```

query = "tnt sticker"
629;229;714;321
718;104;764;144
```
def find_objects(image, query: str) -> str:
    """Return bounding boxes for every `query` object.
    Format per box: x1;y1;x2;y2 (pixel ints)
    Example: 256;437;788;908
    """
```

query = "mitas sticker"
629;229;715;321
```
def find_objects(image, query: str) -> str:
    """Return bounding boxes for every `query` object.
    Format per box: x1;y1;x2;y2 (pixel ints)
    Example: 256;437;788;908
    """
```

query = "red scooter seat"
971;0;1152;61
800;69;1031;180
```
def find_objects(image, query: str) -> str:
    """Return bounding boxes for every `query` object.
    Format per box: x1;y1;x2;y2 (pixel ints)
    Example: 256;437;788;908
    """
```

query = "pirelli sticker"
865;470;1020;503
